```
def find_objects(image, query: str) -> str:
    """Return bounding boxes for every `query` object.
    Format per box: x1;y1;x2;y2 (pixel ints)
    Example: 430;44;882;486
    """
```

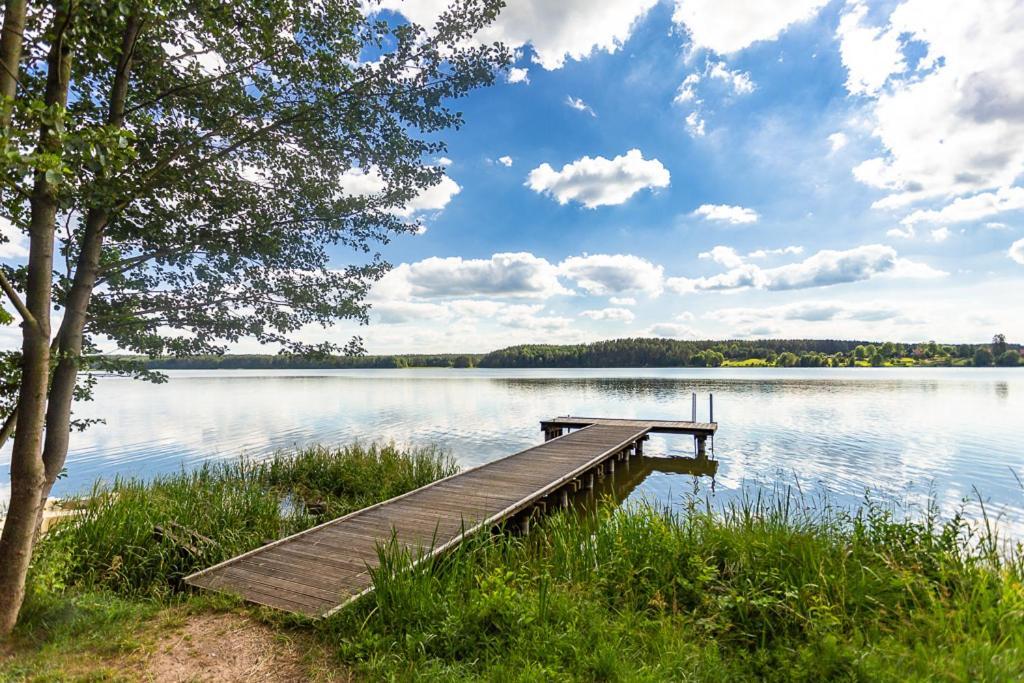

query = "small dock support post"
587;473;595;490
696;436;707;460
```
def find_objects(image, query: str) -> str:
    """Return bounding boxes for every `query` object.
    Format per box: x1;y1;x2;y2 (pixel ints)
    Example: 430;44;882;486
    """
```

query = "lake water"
2;368;1023;535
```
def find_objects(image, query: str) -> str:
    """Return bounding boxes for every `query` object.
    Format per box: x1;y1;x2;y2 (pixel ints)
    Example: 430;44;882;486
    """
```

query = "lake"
2;367;1022;535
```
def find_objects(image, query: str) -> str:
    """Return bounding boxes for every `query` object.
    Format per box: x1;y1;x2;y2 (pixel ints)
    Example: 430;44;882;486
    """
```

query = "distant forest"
135;336;1021;370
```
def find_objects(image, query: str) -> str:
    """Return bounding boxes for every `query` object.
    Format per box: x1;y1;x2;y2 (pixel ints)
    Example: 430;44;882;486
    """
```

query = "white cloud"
580;307;636;322
684;111;706;137
674;73;701;104
699;246;745;269
693;203;759;224
339;167;461;217
930;227;951;243
676;311;696;321
566;96;596;116
1009;238;1024;265
836;2;906;96
559;254;664;296
887;226;915;239
497;155;513;167
827;132;848;154
376;0;659;71
707;60;755;94
747;246;804;258
496;304;571;331
0;218;28;258
901;187;1024;226
507;67;530;84
437;157;453;166
668;244;944;293
526;149;670;208
709;300;906;324
644;322;698;339
401;175;461;216
672;0;829;53
841;0;1024;208
609;296;637;306
372;301;450;324
381;253;571;300
985;222;1010;230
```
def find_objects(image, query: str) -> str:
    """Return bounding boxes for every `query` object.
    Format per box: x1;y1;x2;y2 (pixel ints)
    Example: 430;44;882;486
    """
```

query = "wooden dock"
184;417;717;617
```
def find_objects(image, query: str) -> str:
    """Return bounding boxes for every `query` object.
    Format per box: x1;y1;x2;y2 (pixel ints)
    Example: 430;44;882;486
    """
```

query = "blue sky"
5;0;1020;354
322;0;1024;354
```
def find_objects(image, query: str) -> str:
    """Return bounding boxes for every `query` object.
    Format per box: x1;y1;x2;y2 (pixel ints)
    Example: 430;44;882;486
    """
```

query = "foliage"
974;347;994;367
323;494;1024;681
997;350;1020;367
129;352;484;370
25;443;456;597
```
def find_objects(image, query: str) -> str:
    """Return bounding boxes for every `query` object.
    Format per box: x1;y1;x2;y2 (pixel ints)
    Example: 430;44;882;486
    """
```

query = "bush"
973;347;994;366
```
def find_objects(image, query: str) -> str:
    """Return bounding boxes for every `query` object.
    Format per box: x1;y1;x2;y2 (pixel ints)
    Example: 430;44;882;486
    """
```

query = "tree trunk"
36;13;142;535
0;6;72;636
0;0;26;128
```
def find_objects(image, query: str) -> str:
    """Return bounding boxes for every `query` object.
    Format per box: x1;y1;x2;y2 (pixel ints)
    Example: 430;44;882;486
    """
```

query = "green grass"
322;493;1024;681
5;445;1024;681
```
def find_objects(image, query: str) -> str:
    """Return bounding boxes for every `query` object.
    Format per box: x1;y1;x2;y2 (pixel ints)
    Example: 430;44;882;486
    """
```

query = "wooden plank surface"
540;416;717;436
185;422;648;617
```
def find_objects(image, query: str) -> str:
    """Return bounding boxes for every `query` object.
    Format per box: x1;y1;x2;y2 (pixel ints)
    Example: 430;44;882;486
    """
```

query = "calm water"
2;368;1022;533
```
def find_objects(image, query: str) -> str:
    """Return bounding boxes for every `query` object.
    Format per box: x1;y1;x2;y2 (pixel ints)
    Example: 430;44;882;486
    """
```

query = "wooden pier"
184;416;717;617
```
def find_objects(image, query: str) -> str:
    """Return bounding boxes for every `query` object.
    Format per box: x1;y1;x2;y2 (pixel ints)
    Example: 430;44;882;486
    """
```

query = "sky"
5;0;1024;354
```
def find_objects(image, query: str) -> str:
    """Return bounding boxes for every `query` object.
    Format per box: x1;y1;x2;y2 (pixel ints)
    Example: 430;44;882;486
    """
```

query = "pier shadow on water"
567;454;719;514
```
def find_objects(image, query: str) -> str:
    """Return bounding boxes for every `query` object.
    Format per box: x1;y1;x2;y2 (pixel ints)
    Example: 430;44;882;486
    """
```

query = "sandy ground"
136;612;324;683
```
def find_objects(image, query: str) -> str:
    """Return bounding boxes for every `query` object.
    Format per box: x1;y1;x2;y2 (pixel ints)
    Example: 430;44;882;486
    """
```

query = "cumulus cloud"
339;167;461;217
526;149;670;208
699;246;745;269
887;226;915;239
497;304;571;331
497;155;513;167
747;246;804;258
566;96;596;116
707;60;755;94
559;254;664;296
1010;238;1024;265
840;0;1024;209
900;187;1024;226
376;0;659;70
644;322;698;339
693;203;759;224
668;244;944;293
609;296;637;306
383;253;571;300
507;67;530;84
930;227;951;243
672;0;829;53
580;307;636;322
0;218;28;258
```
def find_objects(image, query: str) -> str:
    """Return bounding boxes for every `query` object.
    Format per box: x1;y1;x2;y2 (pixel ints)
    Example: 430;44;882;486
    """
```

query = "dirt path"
137;612;315;682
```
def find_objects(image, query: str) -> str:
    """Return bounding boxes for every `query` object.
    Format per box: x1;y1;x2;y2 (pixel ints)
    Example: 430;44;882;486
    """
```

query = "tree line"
124;335;1021;370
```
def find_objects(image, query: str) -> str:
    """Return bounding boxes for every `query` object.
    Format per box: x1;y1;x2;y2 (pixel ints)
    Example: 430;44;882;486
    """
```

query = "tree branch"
0;267;36;330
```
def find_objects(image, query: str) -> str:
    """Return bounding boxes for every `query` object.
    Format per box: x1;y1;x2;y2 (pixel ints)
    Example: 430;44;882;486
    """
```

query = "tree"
974;348;994;367
992;334;1008;357
0;0;509;634
996;350;1020;367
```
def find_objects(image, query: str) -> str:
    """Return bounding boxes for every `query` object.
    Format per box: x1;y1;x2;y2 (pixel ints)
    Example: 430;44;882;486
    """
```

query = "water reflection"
571;455;719;512
1;367;1021;536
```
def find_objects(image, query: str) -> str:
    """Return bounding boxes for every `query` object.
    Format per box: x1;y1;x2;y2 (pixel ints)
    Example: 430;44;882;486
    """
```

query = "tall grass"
26;443;456;602
324;492;1024;681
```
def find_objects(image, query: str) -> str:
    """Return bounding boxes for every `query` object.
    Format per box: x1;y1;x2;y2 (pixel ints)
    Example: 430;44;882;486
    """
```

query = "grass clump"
323;493;1024;681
